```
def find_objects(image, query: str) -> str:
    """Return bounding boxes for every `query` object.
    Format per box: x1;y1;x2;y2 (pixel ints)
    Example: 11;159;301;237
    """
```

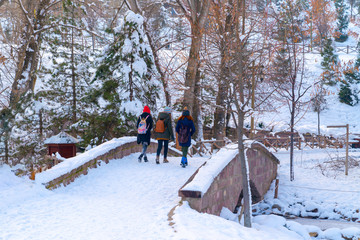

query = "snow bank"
173;202;306;239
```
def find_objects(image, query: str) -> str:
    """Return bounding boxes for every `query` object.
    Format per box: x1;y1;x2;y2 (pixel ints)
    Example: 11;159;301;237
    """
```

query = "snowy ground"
1;148;360;240
254;148;360;230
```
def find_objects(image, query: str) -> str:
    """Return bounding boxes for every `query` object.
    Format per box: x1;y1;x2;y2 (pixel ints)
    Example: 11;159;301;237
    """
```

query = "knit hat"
182;107;190;116
143;106;150;114
164;106;172;113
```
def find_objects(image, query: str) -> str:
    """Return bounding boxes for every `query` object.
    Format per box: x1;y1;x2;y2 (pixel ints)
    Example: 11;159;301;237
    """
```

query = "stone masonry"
44;141;181;190
179;142;279;216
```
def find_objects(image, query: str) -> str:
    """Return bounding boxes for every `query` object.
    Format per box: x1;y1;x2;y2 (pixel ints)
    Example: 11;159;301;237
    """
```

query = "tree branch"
0;0;8;8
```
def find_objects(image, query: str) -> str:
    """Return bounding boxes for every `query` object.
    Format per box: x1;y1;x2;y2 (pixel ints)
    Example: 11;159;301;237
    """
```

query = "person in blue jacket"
176;107;195;168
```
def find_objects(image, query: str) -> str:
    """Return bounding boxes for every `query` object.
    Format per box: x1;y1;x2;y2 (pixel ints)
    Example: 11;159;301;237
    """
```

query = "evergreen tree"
5;0;97;165
9;92;49;167
339;40;360;106
338;83;358;105
272;48;291;83
84;11;159;146
334;0;349;42
321;38;339;85
39;0;95;133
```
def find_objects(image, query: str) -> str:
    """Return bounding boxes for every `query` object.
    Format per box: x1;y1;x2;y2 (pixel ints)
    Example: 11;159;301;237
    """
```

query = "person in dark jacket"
154;106;175;164
175;107;195;168
136;106;153;162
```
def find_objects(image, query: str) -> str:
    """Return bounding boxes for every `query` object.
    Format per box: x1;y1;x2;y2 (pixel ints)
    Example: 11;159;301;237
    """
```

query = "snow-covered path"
0;154;206;240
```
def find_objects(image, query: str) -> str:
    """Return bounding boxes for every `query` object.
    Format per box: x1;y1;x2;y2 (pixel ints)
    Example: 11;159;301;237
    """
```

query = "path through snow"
0;154;206;240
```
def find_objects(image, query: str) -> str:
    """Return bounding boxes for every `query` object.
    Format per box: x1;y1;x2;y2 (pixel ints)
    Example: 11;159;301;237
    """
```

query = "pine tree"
83;11;159;146
272;48;291;83
9;92;48;167
339;40;360;106
334;0;349;42
338;83;358;105
321;38;339;85
39;0;95;131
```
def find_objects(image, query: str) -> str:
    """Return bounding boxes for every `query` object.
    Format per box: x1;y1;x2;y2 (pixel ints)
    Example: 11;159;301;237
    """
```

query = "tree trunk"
183;24;203;114
317;110;320;136
290;94;295;181
237;110;252;227
4;131;8;165
235;31;252;227
10;0;51;107
146;31;171;106
0;0;8;8
71;27;77;123
192;69;202;140
214;33;230;142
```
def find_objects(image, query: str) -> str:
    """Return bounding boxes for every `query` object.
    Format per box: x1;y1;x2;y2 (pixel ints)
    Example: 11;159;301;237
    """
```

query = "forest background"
0;0;360;181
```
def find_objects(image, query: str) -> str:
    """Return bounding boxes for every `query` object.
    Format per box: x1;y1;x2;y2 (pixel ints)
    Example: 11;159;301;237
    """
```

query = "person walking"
136;105;153;163
176;107;195;168
154;106;175;164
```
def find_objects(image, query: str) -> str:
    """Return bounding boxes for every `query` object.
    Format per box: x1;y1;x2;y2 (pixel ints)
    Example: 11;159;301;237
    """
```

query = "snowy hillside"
253;35;360;138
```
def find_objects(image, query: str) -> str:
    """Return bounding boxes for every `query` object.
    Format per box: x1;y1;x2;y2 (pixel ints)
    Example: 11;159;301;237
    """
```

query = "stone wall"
179;142;279;216
248;143;279;201
45;141;181;190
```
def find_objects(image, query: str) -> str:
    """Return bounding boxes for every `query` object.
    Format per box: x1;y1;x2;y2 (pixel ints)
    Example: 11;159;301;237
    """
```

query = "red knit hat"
143;106;150;114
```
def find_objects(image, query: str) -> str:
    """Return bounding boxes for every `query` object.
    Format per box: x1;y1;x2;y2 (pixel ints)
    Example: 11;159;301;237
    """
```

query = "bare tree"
176;0;211;139
0;0;8;7
207;0;236;142
271;0;313;181
212;0;278;228
9;0;63;107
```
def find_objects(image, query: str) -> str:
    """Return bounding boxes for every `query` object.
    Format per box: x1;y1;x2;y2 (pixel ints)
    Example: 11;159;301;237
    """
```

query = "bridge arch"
178;141;279;216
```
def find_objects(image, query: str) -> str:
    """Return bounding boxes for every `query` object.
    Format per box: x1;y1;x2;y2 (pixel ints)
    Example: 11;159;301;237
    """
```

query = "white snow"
1;145;360;239
36;136;138;184
44;131;80;144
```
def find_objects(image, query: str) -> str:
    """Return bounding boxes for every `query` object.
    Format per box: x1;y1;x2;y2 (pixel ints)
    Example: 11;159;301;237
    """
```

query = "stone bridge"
178;141;279;216
36;137;181;189
36;137;279;217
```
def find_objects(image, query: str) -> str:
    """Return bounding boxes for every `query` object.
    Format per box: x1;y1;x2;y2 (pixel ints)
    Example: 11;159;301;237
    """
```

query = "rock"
272;204;282;211
308;208;318;213
341;235;352;240
309;232;318;237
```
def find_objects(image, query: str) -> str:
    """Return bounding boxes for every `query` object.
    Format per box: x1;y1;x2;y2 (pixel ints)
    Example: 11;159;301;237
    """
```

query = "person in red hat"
136;105;153;162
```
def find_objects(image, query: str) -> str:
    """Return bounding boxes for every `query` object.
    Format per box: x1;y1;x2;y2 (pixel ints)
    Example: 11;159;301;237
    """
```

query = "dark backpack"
178;124;190;144
154;119;165;133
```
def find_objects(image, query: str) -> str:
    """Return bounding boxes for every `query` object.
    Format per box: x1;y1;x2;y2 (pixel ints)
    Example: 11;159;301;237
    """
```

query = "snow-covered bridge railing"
36;137;181;190
178;141;279;216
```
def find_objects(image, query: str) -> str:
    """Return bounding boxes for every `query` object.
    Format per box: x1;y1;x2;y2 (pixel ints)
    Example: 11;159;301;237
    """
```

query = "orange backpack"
154;119;165;133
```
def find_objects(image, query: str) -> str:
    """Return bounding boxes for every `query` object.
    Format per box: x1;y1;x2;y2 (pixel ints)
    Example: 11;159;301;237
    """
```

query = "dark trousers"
182;146;189;158
157;140;169;158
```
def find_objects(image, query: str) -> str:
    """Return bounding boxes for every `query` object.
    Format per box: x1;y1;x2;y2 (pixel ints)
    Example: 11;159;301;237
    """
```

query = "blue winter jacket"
176;116;195;147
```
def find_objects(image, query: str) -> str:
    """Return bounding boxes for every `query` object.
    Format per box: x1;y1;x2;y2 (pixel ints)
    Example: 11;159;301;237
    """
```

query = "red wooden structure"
44;132;79;158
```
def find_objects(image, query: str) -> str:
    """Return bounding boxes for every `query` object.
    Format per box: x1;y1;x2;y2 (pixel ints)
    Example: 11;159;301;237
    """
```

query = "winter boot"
138;154;143;163
156;155;160;164
180;157;186;168
184;157;188;166
144;156;148;162
163;158;169;163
